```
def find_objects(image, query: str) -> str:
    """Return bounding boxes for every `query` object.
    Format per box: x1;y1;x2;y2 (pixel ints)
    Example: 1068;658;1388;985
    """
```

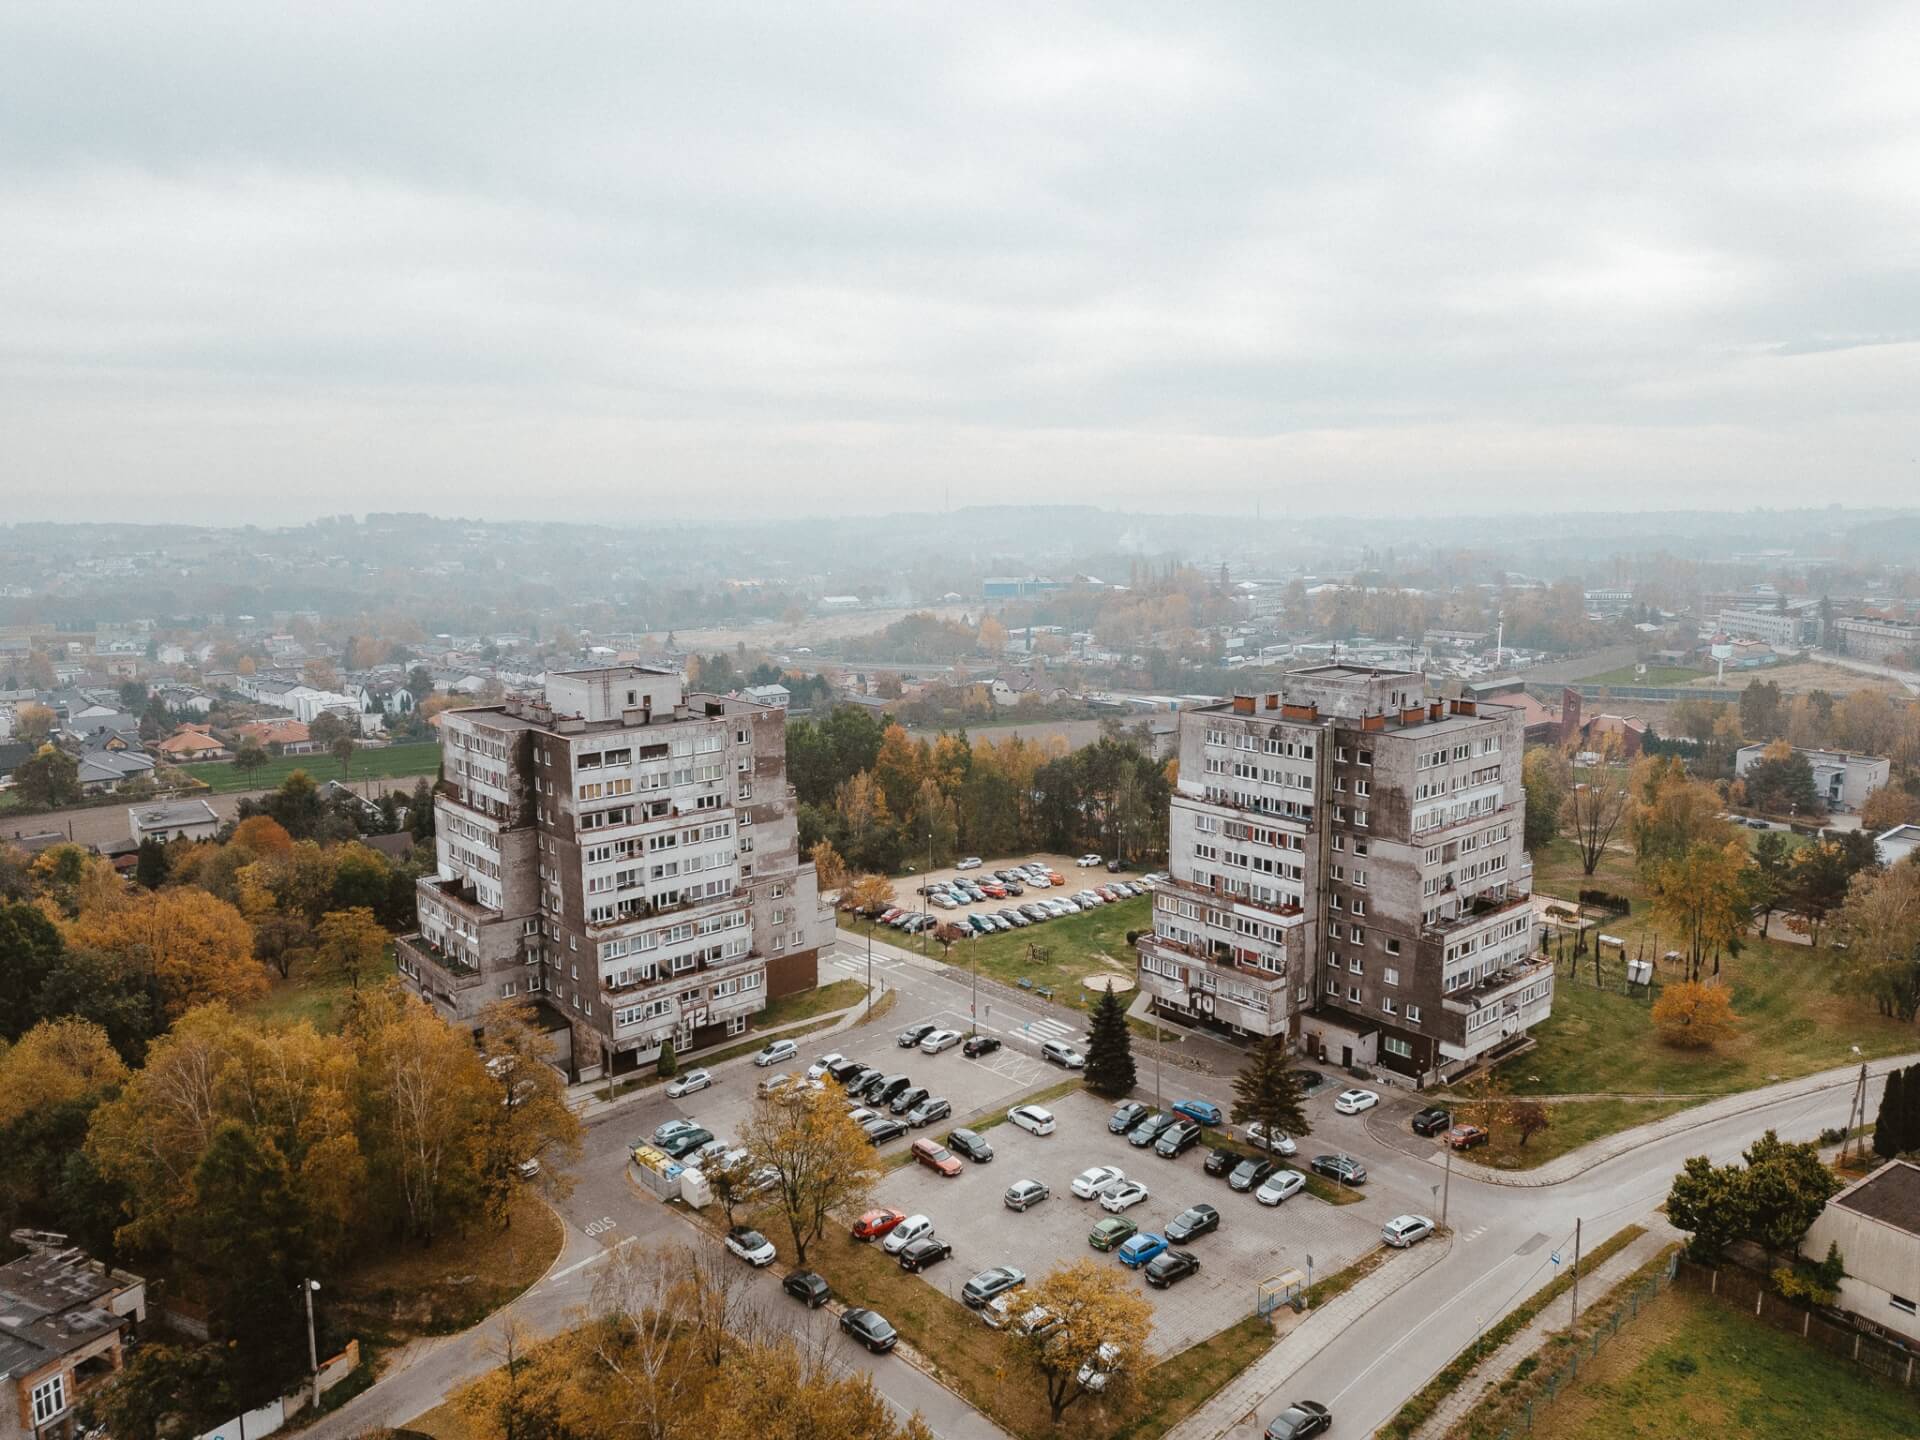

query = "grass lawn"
1510;839;1917;1099
1452;1098;1699;1170
760;977;866;1027
1574;664;1708;686
842;895;1152;1014
196;740;442;794
1534;1288;1920;1440
246;948;398;1031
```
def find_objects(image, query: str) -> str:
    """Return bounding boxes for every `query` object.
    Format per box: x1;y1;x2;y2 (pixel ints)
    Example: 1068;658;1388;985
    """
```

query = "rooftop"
128;798;220;827
1833;1160;1920;1236
0;1237;143;1375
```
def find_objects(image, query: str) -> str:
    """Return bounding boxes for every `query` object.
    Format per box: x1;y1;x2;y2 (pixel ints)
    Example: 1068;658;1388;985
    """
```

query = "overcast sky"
3;3;1917;526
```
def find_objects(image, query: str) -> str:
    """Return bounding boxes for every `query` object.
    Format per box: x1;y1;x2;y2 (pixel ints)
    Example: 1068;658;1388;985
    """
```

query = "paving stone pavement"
1163;1233;1455;1440
1405;1221;1679;1440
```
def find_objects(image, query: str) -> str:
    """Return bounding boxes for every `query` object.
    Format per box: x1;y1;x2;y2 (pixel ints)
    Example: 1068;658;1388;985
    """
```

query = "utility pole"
1569;1218;1583;1327
1441;1136;1452;1225
866;914;875;1017
1845;1060;1868;1168
304;1279;322;1409
1154;1008;1164;1110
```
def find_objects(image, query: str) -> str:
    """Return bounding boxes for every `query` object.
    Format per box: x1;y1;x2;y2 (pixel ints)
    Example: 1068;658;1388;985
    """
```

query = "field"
195;740;442;793
843;895;1151;1014
1505;839;1918;1099
1538;1289;1920;1439
246;947;399;1031
1455;1097;1699;1169
1575;664;1708;687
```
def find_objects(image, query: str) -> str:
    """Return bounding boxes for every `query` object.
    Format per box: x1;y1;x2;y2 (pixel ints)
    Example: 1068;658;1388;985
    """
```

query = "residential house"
1873;825;1920;869
153;726;228;763
0;742;31;784
127;798;221;845
347;677;417;721
1733;743;1889;814
1802;1160;1920;1345
740;683;790;709
235;718;315;753
73;750;155;795
0;1233;147;1440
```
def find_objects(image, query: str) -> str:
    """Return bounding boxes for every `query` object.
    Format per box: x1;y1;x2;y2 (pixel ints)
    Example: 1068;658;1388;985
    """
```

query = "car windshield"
736;1231;766;1248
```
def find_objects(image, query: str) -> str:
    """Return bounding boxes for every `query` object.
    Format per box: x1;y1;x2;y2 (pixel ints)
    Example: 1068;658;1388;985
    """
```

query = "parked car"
979;881;1007;898
842;1064;880;1092
1165;1204;1220;1243
911;1138;963;1176
1127;1112;1177;1148
1229;1157;1278;1192
1004;1179;1051;1211
783;1270;831;1308
1109;1100;1150;1134
962;1034;1002;1058
1116;1232;1168;1269
840;1308;898;1354
1078;854;1103;867
658;1127;715;1159
649;1118;697;1146
907;1096;951;1127
1088;1216;1139;1252
1447;1123;1490;1151
753;1039;798;1068
724;1226;777;1267
1255;1168;1307;1206
1294;1069;1328;1093
756;1072;794;1097
998;907;1029;927
920;1028;963;1054
1411;1106;1452;1136
851;1208;908;1241
1263;1401;1332;1439
1144;1249;1200;1288
956;857;983;870
665;1068;713;1099
878;907;904;924
968;914;993;935
889;1085;931;1116
862;1117;908;1145
1334;1088;1379;1114
897;1023;937;1049
947;1127;994;1163
1071;1165;1127;1199
1100;1179;1150;1213
960;1266;1026;1311
898;1233;954;1272
881;1214;933;1255
1008;1104;1057;1135
1155;1119;1203;1158
1106;857;1129;873
828;1058;868;1084
1203;1146;1241;1178
1310;1154;1368;1185
1382;1214;1437;1248
1171;1099;1223;1127
806;1052;846;1080
864;1073;911;1105
1041;1041;1086;1069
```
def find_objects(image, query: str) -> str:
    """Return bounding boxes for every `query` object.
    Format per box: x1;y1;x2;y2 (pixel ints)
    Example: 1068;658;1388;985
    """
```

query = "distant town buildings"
1834;616;1920;664
127;798;222;845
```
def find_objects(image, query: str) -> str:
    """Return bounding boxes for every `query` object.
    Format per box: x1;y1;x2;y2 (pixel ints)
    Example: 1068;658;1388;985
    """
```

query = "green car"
1088;1216;1140;1252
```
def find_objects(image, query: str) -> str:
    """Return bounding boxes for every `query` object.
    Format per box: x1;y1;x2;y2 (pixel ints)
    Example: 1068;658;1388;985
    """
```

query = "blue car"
1171;1099;1223;1128
1116;1232;1169;1269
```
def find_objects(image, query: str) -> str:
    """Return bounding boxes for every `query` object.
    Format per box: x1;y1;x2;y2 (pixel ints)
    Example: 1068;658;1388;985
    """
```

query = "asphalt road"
310;932;1899;1440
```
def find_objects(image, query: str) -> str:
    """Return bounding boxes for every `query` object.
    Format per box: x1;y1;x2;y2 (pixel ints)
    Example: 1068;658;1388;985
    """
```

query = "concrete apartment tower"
1135;664;1551;1085
398;666;825;1079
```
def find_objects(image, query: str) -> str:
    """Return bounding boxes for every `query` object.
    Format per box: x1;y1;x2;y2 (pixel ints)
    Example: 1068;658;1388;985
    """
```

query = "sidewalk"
1164;1235;1455;1440
1446;1053;1913;1187
1404;1222;1678;1440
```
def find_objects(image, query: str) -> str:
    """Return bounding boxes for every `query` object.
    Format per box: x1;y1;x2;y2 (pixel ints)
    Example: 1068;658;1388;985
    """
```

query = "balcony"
1138;931;1289;985
1160;874;1308;924
1422;885;1531;940
397;932;483;988
425;875;502;924
1442;954;1554;1017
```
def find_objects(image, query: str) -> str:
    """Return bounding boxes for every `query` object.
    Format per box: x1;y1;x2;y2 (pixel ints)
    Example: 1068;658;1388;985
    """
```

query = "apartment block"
1834;616;1920;665
1136;664;1548;1084
397;666;824;1078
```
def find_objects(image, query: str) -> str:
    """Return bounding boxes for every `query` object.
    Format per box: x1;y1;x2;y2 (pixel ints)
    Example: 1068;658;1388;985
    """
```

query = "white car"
1100;1180;1149;1213
956;857;984;870
665;1068;713;1098
1077;1341;1122;1394
757;1072;793;1096
881;1214;935;1255
1008;1104;1057;1136
1255;1169;1307;1206
1244;1122;1298;1156
753;1039;798;1068
806;1052;847;1080
1078;854;1103;867
1071;1165;1127;1199
1383;1214;1436;1248
1334;1088;1380;1114
724;1226;777;1266
920;1028;963;1055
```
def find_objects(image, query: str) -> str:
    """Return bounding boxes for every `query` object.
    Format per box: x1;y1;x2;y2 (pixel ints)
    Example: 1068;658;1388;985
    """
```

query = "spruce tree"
657;1038;678;1079
1873;1068;1903;1161
1083;987;1137;1098
1231;1035;1312;1147
1901;1063;1920;1156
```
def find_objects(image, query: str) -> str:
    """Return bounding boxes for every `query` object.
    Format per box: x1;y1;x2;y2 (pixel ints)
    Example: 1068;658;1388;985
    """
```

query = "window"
1347;985;1361;1003
1891;1294;1918;1316
1385;938;1401;955
1381;996;1397;1015
1383;1036;1413;1059
500;981;517;998
1348;957;1363;974
1383;967;1399;987
1406;1004;1421;1024
31;1375;67;1424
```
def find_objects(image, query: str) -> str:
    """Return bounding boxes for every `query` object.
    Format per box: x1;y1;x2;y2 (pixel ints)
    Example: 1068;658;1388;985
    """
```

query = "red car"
911;1138;964;1177
851;1208;909;1241
1446;1124;1490;1151
979;882;1008;899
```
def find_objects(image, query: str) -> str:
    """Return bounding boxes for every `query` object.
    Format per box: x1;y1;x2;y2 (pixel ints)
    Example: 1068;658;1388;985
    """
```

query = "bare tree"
1562;769;1631;876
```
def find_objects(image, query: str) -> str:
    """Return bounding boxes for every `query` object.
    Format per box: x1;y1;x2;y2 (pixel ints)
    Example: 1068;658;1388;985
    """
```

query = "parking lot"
866;851;1155;941
866;1089;1383;1357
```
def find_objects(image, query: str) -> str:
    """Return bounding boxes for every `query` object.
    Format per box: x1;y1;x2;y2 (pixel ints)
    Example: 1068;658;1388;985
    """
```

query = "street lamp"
303;1279;322;1408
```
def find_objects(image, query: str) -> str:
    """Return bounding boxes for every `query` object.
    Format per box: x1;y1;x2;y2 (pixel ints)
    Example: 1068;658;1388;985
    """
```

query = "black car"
961;1265;1027;1308
1144;1249;1200;1288
1003;881;1025;897
1155;1119;1203;1158
1264;1401;1332;1439
843;1064;881;1092
864;1073;912;1105
1310;1154;1368;1185
783;1270;832;1308
963;1034;1002;1058
898;1234;954;1273
657;1126;715;1159
1294;1069;1328;1094
898;1023;937;1049
889;1085;931;1116
1106;857;1128;872
1229;1157;1277;1192
1127;1112;1176;1148
1109;1101;1150;1135
1165;1204;1220;1243
1202;1146;1241;1178
828;1059;868;1085
1411;1106;1452;1137
947;1127;994;1163
863;1117;908;1145
840;1307;899;1353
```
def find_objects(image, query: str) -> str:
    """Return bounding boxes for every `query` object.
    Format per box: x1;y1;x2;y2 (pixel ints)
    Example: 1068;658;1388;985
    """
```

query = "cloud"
1;2;1917;523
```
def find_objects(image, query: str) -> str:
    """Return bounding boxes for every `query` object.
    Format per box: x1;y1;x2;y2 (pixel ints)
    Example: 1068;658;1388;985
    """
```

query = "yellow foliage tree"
740;1088;883;1264
1013;1258;1154;1422
67;887;264;1017
0;1017;128;1131
1652;981;1736;1050
807;839;848;894
314;907;388;991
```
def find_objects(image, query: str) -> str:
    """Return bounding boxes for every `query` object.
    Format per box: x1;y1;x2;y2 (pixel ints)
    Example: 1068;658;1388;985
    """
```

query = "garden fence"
1673;1259;1920;1389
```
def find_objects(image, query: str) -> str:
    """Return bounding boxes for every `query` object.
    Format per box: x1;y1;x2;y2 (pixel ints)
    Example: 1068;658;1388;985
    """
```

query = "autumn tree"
808;838;848;894
1831;862;1920;1021
232;738;269;786
29;843;121;919
1862;785;1919;833
1230;1034;1311;1146
1521;748;1570;852
1630;756;1734;870
1652;981;1737;1049
1647;839;1750;982
1562;769;1631;876
332;733;357;777
1509;1099;1551;1148
842;872;895;917
476;1001;584;1224
871;723;925;820
740;1088;883;1263
13;701;55;745
67;887;265;1017
13;743;80;809
314;906;387;991
1011;1259;1154;1423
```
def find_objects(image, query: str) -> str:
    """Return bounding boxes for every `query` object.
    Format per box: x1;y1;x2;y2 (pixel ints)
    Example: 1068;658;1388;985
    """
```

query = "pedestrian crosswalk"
1021;1014;1085;1046
832;950;903;975
1459;1224;1488;1244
